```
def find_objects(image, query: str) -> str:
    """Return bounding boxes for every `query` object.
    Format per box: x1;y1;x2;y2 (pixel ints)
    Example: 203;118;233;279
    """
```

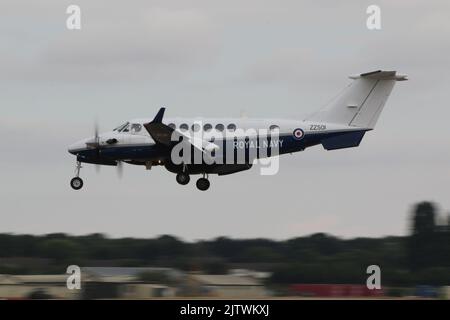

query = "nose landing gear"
70;161;84;190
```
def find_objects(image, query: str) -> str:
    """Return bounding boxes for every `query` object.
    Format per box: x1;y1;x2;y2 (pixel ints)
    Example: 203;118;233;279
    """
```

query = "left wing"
143;107;174;145
143;107;220;156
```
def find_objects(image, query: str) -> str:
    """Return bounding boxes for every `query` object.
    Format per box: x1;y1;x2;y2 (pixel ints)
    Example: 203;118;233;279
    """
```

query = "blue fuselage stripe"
73;131;366;163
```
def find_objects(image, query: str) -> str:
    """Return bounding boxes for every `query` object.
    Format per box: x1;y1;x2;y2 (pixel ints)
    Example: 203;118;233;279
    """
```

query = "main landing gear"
196;175;210;191
175;172;210;191
70;161;84;190
176;172;190;185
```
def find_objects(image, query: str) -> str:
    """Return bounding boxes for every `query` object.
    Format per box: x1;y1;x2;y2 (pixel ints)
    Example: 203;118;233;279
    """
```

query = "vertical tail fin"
306;70;407;129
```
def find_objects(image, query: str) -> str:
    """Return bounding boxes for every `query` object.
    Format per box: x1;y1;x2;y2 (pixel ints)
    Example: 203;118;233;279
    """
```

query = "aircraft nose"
68;140;86;155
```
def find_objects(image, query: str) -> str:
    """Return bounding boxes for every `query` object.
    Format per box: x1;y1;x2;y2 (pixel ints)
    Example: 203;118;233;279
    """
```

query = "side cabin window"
227;123;236;132
191;123;201;132
215;124;224;132
269;125;279;131
168;123;176;129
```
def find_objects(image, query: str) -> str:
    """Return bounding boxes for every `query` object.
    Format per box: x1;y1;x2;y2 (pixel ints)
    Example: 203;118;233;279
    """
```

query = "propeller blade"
117;161;123;179
86;120;101;148
94;120;100;159
94;119;99;142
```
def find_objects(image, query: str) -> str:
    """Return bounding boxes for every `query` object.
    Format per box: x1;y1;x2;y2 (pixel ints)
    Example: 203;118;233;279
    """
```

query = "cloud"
240;0;450;89
45;8;217;66
0;4;219;82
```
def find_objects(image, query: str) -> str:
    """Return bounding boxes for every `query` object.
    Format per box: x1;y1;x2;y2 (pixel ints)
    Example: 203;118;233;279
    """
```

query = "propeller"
117;160;123;179
86;119;124;178
93;121;101;173
94;120;99;146
86;120;100;149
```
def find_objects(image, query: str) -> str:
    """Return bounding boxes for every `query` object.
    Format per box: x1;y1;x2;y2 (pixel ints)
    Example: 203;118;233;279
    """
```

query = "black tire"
176;173;190;185
196;178;210;191
70;177;83;190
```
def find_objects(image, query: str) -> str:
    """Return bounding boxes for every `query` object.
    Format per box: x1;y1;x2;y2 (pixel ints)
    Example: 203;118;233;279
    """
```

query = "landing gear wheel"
70;177;83;190
176;173;190;185
196;177;210;191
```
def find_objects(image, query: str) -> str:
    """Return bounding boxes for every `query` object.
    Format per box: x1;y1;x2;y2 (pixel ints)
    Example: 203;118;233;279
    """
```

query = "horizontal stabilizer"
349;70;408;81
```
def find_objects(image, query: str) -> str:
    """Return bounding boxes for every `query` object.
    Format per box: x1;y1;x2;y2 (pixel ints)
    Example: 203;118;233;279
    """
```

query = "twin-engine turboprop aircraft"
68;70;406;191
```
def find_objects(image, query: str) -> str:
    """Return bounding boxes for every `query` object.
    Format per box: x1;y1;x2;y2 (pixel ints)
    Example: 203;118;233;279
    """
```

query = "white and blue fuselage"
68;70;406;190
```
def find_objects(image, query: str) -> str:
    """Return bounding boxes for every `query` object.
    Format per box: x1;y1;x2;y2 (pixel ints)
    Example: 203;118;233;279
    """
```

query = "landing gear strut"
196;174;210;191
70;161;84;190
176;163;190;185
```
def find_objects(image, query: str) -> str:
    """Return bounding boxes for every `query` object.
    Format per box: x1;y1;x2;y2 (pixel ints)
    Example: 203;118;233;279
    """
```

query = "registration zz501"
309;124;326;131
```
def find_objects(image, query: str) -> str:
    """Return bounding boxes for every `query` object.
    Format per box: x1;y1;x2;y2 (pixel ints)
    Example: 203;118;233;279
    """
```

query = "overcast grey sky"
1;0;449;240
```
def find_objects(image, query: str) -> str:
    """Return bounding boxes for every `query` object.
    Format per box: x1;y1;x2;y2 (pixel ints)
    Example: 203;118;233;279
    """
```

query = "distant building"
290;284;384;298
0;268;271;299
229;268;272;280
441;286;450;299
120;284;176;299
0;274;79;299
182;274;269;298
81;267;181;299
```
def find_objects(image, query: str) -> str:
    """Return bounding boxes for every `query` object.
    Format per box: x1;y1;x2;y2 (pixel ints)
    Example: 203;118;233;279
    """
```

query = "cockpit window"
113;122;129;132
130;123;142;133
122;124;130;132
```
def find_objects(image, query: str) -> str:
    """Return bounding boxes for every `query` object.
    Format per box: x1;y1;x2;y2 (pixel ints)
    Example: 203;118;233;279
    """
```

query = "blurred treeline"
0;201;449;286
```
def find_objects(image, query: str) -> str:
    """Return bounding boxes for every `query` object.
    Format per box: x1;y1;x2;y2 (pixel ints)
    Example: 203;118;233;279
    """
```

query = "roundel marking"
293;128;305;140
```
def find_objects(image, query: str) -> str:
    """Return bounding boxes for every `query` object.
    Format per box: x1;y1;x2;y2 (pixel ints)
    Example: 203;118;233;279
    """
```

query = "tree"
38;239;82;262
411;202;436;235
408;202;438;271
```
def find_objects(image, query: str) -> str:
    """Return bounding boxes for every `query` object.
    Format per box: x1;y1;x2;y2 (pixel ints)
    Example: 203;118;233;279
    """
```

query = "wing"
143;107;220;159
143;107;174;145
